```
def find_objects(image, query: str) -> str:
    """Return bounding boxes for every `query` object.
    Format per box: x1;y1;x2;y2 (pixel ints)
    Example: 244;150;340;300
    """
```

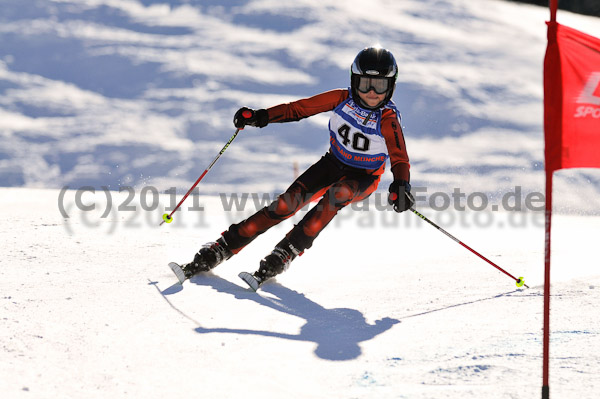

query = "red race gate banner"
543;15;600;399
544;22;600;173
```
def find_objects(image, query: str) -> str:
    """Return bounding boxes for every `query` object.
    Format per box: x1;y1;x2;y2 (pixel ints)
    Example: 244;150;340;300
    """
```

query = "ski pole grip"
242;110;253;119
389;192;398;201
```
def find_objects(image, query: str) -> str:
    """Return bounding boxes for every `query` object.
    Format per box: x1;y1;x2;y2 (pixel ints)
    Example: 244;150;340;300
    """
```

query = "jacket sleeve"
381;109;410;182
266;89;349;123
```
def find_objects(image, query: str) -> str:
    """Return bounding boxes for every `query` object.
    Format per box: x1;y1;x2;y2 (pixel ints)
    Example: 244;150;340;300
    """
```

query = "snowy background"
1;0;600;398
1;0;600;208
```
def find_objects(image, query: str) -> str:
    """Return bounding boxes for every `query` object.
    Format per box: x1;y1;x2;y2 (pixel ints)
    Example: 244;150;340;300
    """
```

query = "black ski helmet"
350;46;398;109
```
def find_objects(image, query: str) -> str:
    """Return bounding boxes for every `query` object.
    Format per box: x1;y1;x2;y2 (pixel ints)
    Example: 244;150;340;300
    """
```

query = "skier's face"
357;89;386;108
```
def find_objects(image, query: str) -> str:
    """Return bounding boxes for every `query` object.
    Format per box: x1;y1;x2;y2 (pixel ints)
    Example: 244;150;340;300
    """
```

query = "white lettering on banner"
574;72;600;119
577;72;600;105
574;106;600;118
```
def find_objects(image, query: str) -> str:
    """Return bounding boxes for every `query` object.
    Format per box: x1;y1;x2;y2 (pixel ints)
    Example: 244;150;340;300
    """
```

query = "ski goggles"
356;76;390;94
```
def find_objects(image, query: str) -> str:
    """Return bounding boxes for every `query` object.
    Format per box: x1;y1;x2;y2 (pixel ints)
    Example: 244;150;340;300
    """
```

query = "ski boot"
181;236;233;279
251;238;302;288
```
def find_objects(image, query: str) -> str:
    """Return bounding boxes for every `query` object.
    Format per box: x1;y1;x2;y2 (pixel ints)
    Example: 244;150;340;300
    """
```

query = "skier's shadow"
186;273;399;361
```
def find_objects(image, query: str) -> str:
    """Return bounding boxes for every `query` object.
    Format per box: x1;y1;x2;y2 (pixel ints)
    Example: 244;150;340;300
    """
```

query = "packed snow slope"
1;0;600;212
1;187;600;399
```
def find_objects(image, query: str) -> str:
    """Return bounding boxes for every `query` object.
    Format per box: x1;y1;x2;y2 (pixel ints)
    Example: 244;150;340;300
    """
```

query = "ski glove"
233;107;269;129
388;180;415;213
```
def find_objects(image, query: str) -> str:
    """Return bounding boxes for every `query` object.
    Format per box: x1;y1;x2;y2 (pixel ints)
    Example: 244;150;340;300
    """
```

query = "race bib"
328;99;388;169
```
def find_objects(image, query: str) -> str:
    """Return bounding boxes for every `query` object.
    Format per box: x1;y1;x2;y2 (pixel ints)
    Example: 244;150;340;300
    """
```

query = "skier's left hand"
388;180;415;213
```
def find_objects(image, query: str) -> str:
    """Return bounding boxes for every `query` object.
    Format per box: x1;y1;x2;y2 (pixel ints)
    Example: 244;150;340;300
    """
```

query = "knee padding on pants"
266;184;306;220
328;181;358;207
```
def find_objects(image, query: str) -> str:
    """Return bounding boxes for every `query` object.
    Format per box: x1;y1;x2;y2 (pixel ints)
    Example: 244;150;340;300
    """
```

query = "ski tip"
238;272;261;292
168;262;187;284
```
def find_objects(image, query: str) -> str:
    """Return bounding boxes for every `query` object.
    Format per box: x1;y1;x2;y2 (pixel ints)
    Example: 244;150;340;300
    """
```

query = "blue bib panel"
328;94;399;169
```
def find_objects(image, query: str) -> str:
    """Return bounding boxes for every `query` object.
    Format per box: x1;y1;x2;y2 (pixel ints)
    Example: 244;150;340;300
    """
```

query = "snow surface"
1;0;600;211
2;0;600;398
1;188;600;398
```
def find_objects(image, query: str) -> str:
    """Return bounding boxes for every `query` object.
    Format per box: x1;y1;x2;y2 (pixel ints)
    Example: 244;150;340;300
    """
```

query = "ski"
238;272;262;292
169;262;261;291
168;262;187;284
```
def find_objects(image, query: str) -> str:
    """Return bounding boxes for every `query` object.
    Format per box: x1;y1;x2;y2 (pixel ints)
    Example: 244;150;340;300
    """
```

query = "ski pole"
409;207;529;288
160;127;242;226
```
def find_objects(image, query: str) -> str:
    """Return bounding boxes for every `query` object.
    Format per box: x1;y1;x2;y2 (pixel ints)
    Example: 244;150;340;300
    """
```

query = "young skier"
178;46;415;289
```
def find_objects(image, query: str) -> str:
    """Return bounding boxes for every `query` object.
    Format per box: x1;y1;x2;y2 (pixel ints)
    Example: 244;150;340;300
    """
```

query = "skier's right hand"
233;107;269;129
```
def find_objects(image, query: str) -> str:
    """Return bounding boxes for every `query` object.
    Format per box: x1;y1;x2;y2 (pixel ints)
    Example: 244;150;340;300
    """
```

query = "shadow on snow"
158;273;399;361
